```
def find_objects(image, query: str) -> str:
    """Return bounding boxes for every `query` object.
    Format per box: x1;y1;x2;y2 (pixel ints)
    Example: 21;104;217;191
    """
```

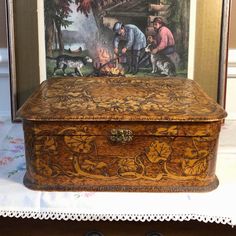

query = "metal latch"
109;129;133;144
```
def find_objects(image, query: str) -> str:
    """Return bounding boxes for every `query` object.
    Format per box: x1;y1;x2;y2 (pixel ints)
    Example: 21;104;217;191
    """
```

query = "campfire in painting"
93;47;125;76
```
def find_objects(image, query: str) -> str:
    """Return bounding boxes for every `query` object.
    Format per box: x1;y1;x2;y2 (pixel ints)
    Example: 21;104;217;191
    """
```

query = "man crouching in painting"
113;22;147;75
151;16;179;69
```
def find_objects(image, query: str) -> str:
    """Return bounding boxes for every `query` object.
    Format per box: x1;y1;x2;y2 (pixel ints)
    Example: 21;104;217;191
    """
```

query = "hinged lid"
17;77;227;122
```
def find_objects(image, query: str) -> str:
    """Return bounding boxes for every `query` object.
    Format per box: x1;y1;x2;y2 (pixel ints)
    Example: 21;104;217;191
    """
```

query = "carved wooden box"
18;77;227;192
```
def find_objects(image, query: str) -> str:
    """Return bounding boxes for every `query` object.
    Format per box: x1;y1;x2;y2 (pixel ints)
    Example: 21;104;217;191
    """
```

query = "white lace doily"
0;211;233;226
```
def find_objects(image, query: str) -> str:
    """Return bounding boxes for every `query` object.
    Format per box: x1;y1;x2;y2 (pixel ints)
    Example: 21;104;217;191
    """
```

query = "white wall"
0;48;11;117
226;50;236;120
0;0;11;117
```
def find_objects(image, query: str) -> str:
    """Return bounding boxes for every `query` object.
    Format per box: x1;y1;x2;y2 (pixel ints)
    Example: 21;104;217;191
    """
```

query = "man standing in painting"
113;22;146;75
151;16;176;60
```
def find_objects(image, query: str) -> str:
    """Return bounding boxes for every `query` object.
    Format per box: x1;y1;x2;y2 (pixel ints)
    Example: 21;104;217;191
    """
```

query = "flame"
101;65;125;76
94;47;125;76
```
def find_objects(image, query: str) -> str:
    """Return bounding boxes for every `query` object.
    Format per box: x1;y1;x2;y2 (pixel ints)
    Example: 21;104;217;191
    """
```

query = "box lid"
17;77;227;122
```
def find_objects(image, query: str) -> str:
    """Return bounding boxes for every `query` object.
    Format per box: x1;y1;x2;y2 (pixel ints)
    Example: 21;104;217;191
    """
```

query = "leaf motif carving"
35;159;53;177
118;159;137;172
64;136;95;154
193;130;208;136
35;137;57;155
184;147;209;159
184;148;198;158
146;141;171;163
182;158;208;176
96;162;108;169
81;160;109;175
155;126;178;136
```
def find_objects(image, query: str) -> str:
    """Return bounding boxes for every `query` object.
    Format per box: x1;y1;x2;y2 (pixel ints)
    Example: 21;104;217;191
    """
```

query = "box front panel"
23;121;221;192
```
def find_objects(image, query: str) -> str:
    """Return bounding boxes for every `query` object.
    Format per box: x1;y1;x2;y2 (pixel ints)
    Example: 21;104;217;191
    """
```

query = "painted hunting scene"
45;0;190;78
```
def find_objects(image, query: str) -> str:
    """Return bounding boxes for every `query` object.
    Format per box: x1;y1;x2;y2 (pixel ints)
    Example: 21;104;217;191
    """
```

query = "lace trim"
0;211;233;226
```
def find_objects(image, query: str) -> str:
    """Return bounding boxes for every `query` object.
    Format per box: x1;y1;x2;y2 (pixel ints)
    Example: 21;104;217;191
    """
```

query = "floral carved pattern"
27;126;218;185
64;135;95;154
19;77;226;191
18;77;227;122
145;140;172;164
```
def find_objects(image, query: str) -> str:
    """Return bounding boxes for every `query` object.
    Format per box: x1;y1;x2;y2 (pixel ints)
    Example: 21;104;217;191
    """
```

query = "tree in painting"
75;0;96;17
44;0;73;56
45;0;191;78
164;0;190;70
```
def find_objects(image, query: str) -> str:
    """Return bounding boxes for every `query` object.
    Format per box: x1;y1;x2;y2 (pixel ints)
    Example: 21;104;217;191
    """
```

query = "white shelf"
0;48;9;79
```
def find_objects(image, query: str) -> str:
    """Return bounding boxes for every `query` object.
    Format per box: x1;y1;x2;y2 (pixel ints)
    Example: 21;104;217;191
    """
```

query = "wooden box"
18;77;227;192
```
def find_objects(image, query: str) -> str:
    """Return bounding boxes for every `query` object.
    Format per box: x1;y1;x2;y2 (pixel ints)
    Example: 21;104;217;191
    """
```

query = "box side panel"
23;120;221;192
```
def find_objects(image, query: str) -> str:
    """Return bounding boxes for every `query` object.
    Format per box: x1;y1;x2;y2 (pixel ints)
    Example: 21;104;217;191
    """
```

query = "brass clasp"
109;129;133;144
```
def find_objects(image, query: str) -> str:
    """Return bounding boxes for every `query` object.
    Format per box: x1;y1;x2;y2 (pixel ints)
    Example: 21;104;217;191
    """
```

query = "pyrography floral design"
145;140;172;164
19;78;227;122
64;134;95;154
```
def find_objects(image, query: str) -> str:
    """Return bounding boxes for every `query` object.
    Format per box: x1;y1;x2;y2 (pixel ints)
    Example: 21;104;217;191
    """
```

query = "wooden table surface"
0;217;236;236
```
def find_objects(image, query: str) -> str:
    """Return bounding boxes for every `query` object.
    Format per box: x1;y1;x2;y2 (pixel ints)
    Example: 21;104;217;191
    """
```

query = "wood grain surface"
23;119;221;192
18;77;226;192
18;77;227;121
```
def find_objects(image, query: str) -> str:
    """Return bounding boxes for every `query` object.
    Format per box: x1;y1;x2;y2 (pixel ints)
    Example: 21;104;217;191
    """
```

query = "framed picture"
6;0;231;121
44;0;190;79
